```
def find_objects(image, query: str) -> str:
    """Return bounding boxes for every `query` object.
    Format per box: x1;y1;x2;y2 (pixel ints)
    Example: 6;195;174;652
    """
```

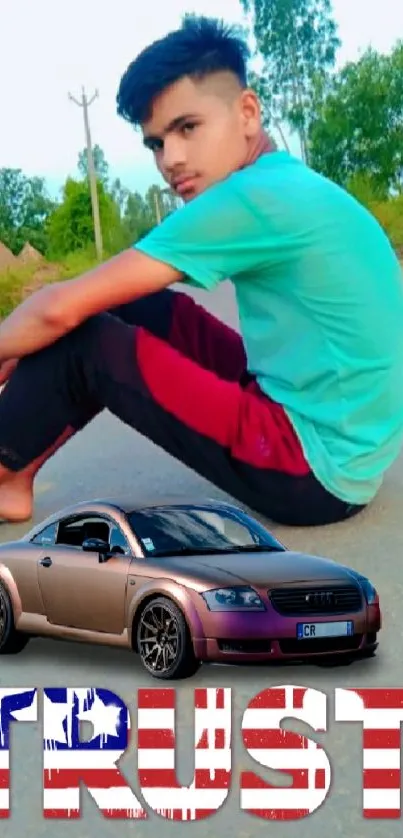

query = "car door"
36;513;133;634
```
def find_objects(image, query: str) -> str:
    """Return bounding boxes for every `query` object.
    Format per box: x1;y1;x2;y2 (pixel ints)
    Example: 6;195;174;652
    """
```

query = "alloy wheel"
138;602;181;674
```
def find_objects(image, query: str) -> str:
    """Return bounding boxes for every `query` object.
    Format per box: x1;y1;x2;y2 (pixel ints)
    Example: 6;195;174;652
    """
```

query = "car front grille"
269;584;363;615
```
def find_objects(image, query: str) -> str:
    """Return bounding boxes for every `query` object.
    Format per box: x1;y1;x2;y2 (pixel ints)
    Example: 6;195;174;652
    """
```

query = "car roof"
92;495;240;513
21;495;247;541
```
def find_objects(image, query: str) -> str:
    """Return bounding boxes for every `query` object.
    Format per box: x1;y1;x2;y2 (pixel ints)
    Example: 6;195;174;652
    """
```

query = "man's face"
141;73;261;202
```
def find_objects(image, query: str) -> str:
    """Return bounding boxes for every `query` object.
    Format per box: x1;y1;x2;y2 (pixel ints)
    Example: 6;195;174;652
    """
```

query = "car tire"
136;596;200;680
0;582;30;655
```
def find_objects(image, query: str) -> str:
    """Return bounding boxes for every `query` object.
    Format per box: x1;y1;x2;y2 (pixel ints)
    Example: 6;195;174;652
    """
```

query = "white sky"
1;0;402;198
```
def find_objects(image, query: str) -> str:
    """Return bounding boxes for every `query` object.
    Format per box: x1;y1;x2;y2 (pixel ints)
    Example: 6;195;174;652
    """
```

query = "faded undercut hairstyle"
116;16;250;126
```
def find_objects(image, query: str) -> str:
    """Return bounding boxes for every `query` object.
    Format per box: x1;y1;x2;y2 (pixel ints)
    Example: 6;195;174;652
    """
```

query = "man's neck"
241;130;277;169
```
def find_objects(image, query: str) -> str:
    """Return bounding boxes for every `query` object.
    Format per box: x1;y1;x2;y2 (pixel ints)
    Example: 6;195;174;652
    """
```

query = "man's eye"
182;122;197;134
146;139;163;153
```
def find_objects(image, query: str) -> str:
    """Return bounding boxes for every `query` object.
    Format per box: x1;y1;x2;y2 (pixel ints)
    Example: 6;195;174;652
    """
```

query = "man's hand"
0;248;183;364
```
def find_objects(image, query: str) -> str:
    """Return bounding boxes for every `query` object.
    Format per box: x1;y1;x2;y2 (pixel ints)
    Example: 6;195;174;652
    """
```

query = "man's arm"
0;248;182;363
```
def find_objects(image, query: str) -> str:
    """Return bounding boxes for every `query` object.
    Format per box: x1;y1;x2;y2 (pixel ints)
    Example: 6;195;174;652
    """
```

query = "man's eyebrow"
143;113;200;147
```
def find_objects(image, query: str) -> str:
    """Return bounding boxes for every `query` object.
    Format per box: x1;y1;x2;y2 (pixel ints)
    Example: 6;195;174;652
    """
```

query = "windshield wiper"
149;547;227;557
228;545;280;553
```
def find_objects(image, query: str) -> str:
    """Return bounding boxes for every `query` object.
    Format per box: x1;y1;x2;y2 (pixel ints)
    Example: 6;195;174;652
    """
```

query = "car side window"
109;523;130;555
56;516;110;549
32;514;131;555
31;522;58;546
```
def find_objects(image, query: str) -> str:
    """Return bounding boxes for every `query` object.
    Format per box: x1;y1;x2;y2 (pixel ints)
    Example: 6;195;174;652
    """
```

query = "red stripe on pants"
135;327;310;476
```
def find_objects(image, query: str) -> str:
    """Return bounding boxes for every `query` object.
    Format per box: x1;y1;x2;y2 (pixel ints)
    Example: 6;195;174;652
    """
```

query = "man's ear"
239;89;262;138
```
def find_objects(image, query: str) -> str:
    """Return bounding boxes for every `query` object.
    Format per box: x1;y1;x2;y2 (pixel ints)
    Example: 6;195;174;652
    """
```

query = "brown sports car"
0;497;381;679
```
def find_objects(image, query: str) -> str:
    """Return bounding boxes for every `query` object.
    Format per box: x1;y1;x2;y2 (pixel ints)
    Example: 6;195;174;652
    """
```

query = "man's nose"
162;136;187;171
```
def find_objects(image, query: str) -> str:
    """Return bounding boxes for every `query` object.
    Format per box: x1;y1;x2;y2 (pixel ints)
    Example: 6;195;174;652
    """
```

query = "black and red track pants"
0;288;364;526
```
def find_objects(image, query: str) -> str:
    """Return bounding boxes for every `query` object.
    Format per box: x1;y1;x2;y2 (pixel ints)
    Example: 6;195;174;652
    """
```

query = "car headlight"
201;586;265;611
357;575;378;604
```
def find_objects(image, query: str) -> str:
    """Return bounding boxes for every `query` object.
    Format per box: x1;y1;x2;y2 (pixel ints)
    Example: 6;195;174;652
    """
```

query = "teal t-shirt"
135;151;403;505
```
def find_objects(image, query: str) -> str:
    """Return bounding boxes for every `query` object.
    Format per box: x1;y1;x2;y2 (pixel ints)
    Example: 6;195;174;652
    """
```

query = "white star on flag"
43;692;69;746
77;693;121;744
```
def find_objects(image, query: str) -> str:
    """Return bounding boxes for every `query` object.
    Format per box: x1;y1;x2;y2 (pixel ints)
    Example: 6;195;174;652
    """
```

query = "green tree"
77;144;109;186
0;168;55;254
46;177;121;257
109;177;129;216
307;42;403;193
124;191;152;240
144;184;179;224
240;0;340;161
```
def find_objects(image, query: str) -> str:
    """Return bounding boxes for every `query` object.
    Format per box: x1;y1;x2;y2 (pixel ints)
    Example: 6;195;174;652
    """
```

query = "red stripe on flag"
348;689;403;709
245;808;310;820
43;807;145;820
241;769;312;790
138;768;230;789
137;729;175;748
243;729;316;749
149;808;217;820
363;768;401;789
293;688;308;709
364;809;401;819
43;768;130;789
197;728;227;749
194;688;225;709
0;770;9;789
137;689;175;709
44;809;80;819
246;689;287;710
363;729;401;749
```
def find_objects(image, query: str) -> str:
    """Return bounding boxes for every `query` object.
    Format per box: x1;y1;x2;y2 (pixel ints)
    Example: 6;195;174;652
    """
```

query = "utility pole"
154;191;161;225
68;86;103;260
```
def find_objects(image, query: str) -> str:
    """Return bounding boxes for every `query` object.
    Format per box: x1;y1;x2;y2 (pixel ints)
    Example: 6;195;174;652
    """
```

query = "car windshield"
126;503;284;558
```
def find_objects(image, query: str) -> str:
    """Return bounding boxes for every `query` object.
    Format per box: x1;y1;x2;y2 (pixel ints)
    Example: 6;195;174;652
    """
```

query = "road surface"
1;282;402;838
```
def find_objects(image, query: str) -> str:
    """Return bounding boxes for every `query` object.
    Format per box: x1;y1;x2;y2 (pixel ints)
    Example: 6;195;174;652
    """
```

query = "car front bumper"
191;602;381;664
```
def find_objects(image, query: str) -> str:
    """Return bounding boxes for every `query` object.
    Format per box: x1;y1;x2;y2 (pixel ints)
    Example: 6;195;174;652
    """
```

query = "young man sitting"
0;16;402;527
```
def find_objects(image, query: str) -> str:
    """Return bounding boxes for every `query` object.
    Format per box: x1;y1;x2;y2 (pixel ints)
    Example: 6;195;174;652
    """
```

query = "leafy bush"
0;247;99;319
55;245;99;278
346;174;403;253
0;263;39;319
370;196;403;252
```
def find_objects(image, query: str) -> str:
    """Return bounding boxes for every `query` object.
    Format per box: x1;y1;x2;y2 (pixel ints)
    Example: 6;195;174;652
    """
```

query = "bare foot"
0;427;78;523
0;473;33;522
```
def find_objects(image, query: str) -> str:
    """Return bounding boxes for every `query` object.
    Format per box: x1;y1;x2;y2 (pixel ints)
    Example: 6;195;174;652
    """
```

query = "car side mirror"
82;537;111;561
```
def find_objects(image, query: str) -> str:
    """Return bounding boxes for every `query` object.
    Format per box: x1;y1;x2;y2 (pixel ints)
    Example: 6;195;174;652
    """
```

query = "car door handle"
39;556;52;567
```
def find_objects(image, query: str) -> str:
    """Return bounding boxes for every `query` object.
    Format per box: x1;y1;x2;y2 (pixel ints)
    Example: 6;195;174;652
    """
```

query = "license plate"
297;621;354;639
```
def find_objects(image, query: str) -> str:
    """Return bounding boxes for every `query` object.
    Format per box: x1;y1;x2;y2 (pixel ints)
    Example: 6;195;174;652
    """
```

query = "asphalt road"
1;281;403;837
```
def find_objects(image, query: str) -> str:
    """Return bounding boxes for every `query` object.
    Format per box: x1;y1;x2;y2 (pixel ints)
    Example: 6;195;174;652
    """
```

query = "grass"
0;248;99;319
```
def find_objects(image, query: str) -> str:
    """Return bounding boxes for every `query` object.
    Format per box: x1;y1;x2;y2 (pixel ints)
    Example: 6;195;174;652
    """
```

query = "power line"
68;86;103;261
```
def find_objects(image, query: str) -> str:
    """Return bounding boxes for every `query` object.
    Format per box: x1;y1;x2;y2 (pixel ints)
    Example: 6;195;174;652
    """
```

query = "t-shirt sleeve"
133;173;270;291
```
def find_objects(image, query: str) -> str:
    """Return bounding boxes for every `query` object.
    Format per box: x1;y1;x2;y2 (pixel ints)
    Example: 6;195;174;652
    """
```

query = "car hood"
154;550;357;590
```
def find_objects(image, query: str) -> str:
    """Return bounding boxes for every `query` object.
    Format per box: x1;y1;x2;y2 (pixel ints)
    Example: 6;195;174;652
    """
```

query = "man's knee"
66;312;137;374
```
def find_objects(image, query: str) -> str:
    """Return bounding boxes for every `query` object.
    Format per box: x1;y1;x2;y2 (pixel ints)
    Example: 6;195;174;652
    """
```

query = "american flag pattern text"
137;687;232;820
335;688;403;819
241;685;331;820
43;687;147;819
0;688;38;818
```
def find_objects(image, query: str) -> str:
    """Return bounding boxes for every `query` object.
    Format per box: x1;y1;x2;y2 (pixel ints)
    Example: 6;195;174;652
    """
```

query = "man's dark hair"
116;16;250;126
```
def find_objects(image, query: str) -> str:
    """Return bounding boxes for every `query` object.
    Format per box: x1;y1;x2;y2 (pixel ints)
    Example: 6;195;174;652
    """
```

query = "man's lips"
172;176;198;195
